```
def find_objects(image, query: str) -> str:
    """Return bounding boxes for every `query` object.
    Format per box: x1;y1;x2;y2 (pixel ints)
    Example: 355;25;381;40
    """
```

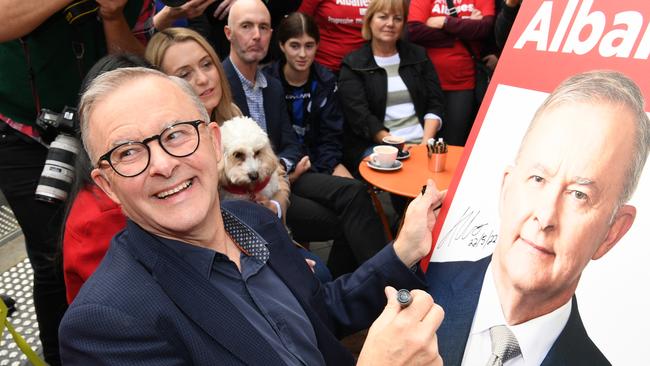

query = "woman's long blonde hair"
145;27;241;123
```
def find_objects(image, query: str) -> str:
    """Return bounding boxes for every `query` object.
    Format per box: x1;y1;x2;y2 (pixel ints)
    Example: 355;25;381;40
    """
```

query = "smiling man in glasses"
58;67;446;365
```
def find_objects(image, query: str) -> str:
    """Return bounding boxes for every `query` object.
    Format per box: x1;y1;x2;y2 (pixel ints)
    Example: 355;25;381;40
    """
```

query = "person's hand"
469;8;483;20
425;16;447;29
177;0;218;19
358;287;444;366
332;164;353;179
482;54;498;71
393;179;445;268
505;0;522;7
288;156;311;184
96;0;128;21
212;0;237;20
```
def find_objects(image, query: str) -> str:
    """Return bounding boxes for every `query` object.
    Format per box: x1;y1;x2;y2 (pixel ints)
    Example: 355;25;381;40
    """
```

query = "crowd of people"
6;0;649;365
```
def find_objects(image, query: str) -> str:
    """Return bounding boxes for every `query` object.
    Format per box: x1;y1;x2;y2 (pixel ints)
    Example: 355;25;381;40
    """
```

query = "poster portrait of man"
428;70;649;365
424;1;650;364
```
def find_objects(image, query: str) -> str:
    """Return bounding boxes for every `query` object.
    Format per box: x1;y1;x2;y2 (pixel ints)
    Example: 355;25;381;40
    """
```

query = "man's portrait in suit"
428;70;650;366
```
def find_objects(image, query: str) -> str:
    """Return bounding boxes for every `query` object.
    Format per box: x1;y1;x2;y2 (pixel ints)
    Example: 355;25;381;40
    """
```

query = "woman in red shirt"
408;0;494;146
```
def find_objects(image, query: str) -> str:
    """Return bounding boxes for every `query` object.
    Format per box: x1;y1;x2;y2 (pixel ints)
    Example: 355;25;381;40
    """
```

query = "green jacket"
0;2;142;127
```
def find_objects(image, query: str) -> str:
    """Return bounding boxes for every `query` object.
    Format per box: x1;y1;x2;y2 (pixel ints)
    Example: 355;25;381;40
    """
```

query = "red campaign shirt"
63;185;126;304
409;0;494;90
299;0;369;72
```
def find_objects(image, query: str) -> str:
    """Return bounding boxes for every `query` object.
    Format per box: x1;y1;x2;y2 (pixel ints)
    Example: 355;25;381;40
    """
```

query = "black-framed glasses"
97;120;206;177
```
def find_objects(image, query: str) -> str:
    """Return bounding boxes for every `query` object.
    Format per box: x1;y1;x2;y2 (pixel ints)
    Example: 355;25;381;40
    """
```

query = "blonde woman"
146;27;240;123
146;28;290;220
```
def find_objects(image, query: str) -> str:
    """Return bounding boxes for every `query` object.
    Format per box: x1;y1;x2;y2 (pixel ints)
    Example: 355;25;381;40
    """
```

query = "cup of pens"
427;138;447;172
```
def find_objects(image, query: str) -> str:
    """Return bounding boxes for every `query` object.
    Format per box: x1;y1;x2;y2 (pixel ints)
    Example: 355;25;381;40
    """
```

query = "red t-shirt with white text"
299;0;368;72
409;0;494;90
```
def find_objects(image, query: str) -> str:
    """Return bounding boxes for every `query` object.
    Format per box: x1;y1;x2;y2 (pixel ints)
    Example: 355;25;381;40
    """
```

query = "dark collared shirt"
160;209;325;366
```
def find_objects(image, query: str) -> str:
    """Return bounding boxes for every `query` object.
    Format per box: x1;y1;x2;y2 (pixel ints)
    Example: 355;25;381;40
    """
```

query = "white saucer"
367;160;403;171
397;150;411;160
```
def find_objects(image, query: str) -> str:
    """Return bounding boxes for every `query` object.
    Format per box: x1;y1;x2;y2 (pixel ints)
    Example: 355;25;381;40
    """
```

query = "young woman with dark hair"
265;12;351;178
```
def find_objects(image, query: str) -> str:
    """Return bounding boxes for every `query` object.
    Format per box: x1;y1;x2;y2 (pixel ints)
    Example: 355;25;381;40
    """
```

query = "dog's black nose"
248;172;259;181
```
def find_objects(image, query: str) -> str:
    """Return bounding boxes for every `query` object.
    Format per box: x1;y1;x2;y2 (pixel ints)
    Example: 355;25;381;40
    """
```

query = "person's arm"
495;0;521;51
440;15;495;41
60;304;183;365
422;118;441;143
407;21;456;48
407;0;455;49
275;93;305;168
0;0;70;42
319;180;443;336
420;53;445;141
97;0;145;55
338;62;388;143
312;81;345;174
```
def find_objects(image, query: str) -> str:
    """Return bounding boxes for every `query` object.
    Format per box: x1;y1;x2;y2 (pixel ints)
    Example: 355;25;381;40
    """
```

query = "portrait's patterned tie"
486;325;521;366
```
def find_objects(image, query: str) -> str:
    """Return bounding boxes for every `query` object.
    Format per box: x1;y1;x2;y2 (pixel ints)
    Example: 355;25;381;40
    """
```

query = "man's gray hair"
79;67;210;163
518;70;650;205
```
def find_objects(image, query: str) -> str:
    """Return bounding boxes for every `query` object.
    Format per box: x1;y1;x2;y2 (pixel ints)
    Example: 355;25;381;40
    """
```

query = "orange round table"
359;144;464;198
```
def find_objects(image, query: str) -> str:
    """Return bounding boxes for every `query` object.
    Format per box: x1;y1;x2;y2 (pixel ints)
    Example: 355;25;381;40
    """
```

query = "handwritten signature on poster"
437;206;498;250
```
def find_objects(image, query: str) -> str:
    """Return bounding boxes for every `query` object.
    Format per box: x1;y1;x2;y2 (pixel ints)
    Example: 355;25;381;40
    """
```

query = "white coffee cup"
381;135;405;153
370;145;398;168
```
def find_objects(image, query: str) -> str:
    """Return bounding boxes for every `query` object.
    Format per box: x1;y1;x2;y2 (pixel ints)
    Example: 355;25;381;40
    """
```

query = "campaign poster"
426;0;650;364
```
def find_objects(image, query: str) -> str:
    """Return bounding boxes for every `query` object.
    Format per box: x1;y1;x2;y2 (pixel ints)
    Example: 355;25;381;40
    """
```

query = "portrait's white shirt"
461;263;572;366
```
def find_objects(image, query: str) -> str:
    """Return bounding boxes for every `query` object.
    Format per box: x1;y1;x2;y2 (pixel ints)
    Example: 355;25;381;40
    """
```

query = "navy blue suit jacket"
59;201;425;365
426;256;610;366
223;58;304;166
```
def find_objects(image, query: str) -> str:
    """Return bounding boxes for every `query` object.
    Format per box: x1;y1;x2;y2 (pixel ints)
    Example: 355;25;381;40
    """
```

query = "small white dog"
218;116;281;202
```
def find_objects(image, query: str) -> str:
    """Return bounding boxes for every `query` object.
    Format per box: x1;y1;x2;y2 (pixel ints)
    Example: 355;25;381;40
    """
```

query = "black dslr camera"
34;107;81;204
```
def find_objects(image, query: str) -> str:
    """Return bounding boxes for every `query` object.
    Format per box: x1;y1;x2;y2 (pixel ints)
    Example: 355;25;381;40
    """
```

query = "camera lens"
35;134;81;203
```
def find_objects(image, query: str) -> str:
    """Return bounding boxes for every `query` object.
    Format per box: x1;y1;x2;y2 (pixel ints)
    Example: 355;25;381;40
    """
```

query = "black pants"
0;126;67;366
438;89;476;146
287;172;388;278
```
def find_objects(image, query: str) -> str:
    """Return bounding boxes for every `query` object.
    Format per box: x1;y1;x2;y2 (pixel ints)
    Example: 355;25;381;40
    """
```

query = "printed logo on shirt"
431;0;476;17
285;92;311;100
336;0;369;6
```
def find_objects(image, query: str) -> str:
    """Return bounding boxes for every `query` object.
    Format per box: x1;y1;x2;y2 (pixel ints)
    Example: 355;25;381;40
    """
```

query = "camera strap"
19;22;89;118
19;38;42;116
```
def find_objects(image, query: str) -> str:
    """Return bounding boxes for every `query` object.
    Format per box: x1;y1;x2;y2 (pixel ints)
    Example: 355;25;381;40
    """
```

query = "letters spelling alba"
514;0;650;59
